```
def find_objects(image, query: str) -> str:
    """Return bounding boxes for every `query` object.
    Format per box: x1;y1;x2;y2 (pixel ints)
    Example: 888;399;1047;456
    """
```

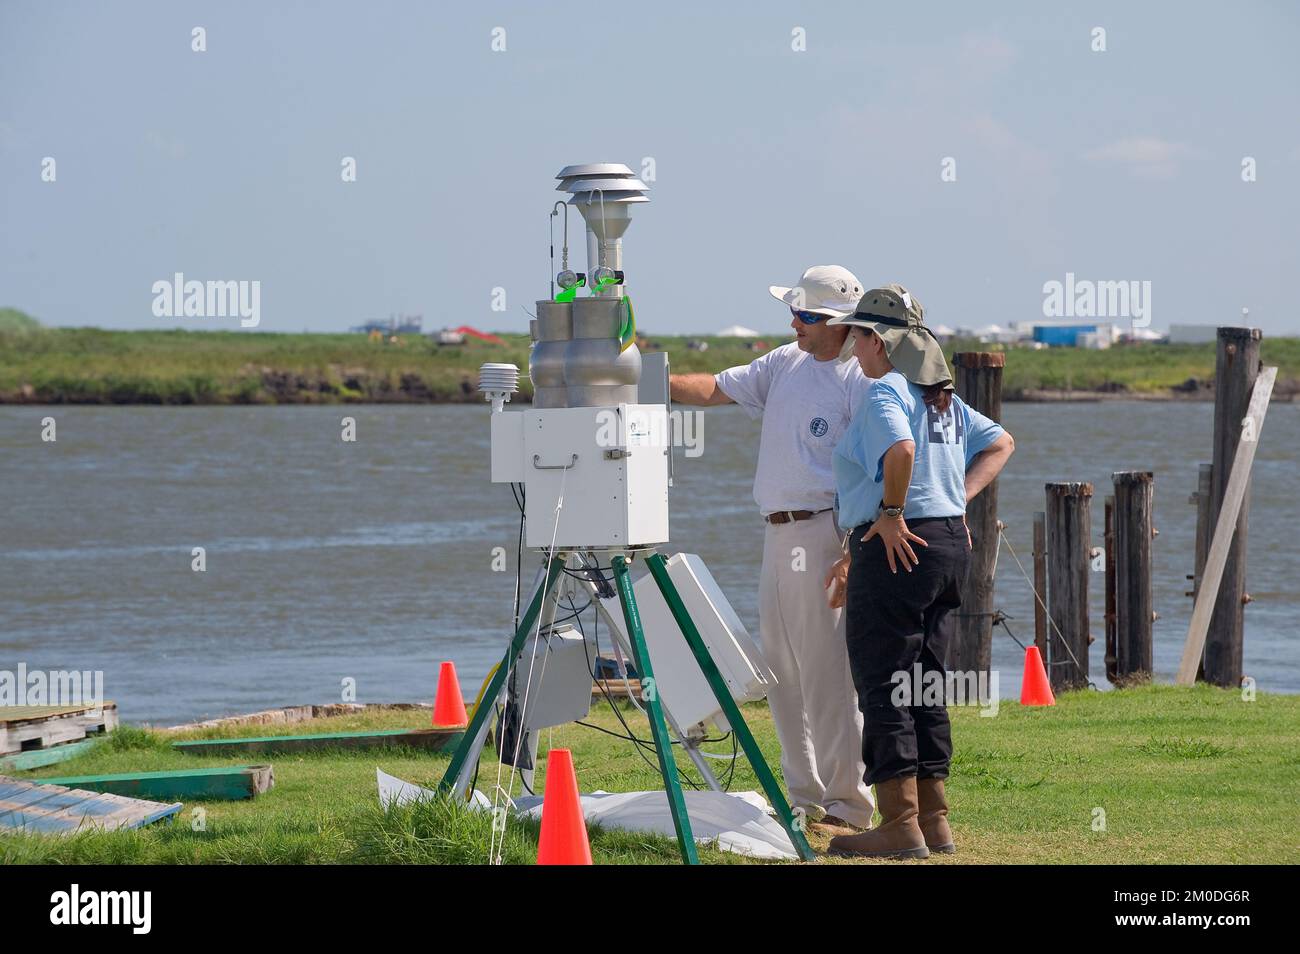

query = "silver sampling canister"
564;297;641;407
529;300;572;408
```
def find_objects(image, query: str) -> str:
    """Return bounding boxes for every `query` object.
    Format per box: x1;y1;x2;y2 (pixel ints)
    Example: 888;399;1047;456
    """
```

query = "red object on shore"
1020;646;1056;706
432;661;469;727
536;749;592;865
453;325;506;345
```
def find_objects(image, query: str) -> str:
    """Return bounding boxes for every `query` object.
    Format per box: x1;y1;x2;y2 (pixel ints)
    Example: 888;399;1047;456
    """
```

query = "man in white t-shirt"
670;265;876;832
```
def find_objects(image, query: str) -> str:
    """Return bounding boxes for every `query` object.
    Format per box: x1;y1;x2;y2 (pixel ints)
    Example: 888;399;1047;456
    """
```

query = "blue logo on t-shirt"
926;404;964;445
809;417;829;437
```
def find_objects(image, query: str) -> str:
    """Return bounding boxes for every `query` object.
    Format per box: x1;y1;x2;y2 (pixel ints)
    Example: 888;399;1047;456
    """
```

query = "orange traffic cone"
536;749;592;865
1020;646;1056;706
432;661;468;727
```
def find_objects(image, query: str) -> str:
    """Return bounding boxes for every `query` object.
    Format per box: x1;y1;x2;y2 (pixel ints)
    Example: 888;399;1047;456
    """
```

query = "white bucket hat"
770;265;864;361
769;264;864;319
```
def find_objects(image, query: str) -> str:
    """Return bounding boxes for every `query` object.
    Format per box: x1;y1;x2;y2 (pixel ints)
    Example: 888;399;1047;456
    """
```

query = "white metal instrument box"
490;404;670;550
600;553;775;733
513;624;597;731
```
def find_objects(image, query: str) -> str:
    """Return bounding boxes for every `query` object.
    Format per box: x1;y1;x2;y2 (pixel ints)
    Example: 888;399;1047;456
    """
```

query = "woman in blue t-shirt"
821;284;1015;859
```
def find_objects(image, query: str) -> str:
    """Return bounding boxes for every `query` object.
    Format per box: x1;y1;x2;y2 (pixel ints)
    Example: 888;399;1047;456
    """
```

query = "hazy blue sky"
2;1;1297;336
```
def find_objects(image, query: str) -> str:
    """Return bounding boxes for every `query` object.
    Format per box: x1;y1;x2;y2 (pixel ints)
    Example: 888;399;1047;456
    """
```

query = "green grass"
2;685;1296;864
0;327;532;405
975;337;1300;397
2;322;1297;404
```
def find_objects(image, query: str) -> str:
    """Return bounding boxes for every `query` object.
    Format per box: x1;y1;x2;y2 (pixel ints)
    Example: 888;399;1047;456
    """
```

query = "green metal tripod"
436;550;816;864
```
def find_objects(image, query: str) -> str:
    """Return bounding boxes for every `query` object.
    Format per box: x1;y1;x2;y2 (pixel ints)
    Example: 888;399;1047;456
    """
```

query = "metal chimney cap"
567;192;649;205
560;177;649;195
556;162;635;180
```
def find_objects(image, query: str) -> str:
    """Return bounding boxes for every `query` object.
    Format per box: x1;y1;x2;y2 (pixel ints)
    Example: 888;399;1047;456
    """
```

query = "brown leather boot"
808;814;863;836
916;777;955;854
827;776;929;860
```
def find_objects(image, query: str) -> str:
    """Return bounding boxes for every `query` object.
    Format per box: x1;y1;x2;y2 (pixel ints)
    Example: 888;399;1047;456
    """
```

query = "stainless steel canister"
529;300;572;408
564;297;641;407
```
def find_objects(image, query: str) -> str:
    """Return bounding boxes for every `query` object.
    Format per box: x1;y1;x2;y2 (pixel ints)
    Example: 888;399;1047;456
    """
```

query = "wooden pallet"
0;703;118;757
592;678;643;700
40;764;275;801
172;727;464;757
0;738;101;773
0;775;181;835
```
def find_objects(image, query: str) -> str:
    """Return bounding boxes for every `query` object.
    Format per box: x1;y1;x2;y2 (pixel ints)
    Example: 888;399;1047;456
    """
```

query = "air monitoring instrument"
437;164;814;864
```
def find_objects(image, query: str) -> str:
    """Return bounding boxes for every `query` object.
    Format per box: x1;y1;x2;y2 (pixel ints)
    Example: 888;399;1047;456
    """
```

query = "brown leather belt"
765;508;831;525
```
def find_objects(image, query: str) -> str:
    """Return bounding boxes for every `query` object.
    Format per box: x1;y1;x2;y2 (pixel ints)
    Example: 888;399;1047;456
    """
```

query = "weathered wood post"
948;352;1005;677
1032;511;1047;657
1187;462;1214;680
1112;471;1155;684
1045;482;1092;691
1187;463;1213;601
1103;496;1116;682
1204;327;1261;685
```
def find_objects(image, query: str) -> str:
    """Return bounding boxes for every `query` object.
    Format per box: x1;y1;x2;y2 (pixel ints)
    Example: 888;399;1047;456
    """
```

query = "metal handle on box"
532;453;579;471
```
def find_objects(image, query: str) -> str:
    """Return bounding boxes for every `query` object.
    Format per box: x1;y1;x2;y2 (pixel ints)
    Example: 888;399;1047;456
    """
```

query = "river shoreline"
1;387;1293;405
3;328;1298;406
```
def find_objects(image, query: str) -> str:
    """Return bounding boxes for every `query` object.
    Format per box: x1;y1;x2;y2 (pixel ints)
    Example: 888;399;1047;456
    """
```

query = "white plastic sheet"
375;769;797;860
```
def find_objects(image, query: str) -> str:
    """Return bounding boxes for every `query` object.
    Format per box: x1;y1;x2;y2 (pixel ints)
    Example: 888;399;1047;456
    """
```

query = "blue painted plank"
0;809;79;833
0;775;182;836
0;738;100;772
41;764;273;801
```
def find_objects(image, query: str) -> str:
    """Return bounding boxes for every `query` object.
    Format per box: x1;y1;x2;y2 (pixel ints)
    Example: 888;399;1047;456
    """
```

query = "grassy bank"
2;685;1296;864
2;324;1298;404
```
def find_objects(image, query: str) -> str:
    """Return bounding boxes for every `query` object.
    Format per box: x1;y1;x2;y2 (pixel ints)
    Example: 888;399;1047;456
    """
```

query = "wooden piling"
1188;463;1213;600
1032;512;1047;657
1045;482;1092;692
1112;472;1155;684
949;352;1005;677
1188;462;1214;680
1204;327;1261;686
1179;365;1277;685
1103;496;1116;683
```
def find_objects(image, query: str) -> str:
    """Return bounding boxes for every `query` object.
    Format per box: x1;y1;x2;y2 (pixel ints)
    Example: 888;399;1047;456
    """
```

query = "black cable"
720;731;738;790
563;594;701;789
512;483;525;631
994;611;1029;651
548;599;592;626
575;549;615;571
570;595;704;791
575;719;655;741
571;595;652;747
561;566;609;583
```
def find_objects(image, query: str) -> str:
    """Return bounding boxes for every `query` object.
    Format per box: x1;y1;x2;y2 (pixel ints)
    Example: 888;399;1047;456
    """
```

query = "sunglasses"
791;308;828;325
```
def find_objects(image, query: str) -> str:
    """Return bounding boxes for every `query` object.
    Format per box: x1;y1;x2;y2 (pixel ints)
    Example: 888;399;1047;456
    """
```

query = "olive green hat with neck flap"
828;283;953;389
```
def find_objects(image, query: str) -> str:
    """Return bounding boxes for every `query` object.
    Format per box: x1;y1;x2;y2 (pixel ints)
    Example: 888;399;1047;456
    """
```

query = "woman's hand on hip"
862;515;928;573
823;555;850;609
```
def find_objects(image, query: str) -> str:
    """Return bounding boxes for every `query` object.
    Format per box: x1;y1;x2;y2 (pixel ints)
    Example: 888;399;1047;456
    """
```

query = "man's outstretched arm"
670;373;735;406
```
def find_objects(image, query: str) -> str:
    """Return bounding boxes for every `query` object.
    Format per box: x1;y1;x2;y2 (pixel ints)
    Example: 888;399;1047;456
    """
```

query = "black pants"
845;516;971;785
